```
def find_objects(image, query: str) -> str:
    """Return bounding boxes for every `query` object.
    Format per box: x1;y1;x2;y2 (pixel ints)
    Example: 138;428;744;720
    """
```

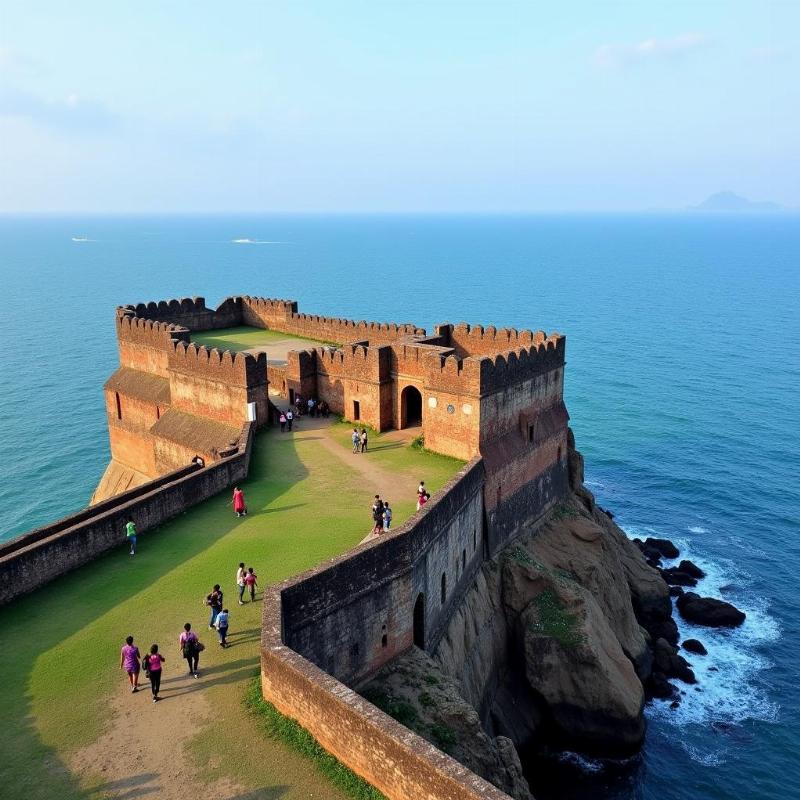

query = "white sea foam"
555;751;606;774
616;515;780;764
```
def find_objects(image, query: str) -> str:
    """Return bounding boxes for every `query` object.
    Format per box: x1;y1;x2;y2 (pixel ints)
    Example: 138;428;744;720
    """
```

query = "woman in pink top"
119;635;141;693
144;644;165;703
232;487;246;517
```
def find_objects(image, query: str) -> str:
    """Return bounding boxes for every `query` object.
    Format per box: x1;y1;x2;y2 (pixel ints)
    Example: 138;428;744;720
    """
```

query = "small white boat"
231;237;256;244
72;235;89;242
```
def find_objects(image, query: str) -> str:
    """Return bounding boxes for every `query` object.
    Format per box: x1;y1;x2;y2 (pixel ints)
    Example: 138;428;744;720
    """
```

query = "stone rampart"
443;322;549;357
241;295;425;345
168;341;267;388
261;456;513;800
0;423;255;606
125;296;242;330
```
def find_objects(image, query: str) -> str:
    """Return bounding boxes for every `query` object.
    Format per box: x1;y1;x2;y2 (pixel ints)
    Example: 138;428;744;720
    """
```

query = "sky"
0;1;797;212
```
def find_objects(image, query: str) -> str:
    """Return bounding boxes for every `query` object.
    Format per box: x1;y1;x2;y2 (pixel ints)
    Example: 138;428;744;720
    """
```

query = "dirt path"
69;418;415;799
71;669;244;800
290;417;416;543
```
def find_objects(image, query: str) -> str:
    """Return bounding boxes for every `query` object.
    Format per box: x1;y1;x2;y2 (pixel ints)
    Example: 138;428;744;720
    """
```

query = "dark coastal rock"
676;592;746;627
682;639;708;656
678;560;706;579
669;585;685;597
649;617;679;646
644;537;680;559
660;568;698;587
653;638;697;684
647;671;675;699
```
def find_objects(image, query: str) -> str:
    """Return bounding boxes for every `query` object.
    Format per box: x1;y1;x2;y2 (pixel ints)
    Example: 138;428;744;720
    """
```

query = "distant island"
690;190;782;212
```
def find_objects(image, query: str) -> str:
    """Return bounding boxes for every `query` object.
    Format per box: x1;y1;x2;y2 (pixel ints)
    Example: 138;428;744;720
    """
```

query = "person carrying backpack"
179;622;201;678
206;584;223;628
143;644;165;702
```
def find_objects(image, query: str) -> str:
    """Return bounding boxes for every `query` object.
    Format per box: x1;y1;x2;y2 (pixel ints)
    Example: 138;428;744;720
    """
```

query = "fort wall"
125;297;243;331
168;343;268;426
241;296;425;345
0;423;255;606
116;313;189;377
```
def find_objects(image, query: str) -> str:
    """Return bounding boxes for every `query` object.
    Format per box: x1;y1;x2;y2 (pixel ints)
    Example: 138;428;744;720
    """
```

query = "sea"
0;214;798;800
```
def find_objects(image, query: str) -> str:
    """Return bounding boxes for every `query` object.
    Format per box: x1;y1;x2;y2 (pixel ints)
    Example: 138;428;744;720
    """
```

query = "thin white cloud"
0;87;118;132
595;33;709;67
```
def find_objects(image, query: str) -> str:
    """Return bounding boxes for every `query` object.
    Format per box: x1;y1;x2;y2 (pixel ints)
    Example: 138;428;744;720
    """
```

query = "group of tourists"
416;480;430;510
118;622;204;703
352;427;369;453
294;395;329;419
371;495;393;534
119;560;260;703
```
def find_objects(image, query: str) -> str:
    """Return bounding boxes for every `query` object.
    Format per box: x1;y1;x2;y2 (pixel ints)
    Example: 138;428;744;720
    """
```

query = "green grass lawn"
191;326;327;352
0;423;461;800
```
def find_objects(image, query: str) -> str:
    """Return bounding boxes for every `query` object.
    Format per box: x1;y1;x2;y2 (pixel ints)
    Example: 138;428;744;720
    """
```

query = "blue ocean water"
0;214;798;799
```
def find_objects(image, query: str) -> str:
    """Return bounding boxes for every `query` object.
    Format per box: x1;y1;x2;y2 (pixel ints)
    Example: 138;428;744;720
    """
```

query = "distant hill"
690;191;781;212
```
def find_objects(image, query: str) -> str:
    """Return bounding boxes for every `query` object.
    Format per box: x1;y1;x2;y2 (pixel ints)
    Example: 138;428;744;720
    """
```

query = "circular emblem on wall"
447;404;455;414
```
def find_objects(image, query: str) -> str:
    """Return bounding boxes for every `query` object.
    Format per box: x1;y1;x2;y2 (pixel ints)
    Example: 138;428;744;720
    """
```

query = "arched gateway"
401;385;423;428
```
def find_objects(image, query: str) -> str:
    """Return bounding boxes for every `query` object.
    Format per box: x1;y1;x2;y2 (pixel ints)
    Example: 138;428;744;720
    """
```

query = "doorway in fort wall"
400;384;423;429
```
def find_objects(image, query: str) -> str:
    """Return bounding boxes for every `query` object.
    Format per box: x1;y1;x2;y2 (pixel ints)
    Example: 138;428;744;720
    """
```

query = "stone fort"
1;294;571;800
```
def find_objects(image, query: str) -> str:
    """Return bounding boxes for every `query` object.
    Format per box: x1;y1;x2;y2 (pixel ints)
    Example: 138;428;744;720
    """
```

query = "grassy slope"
190;326;321;352
0;425;461;800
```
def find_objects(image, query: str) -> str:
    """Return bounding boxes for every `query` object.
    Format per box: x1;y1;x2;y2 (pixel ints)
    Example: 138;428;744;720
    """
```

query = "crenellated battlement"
477;335;565;394
116;310;190;349
440;322;551;358
168;341;267;387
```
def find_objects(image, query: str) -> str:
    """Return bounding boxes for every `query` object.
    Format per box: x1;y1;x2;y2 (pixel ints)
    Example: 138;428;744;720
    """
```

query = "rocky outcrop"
359;648;535;800
682;638;708;656
677;592;746;627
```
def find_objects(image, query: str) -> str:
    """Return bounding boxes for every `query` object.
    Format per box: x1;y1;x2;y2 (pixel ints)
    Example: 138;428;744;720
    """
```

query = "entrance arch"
401;385;423;428
413;592;425;649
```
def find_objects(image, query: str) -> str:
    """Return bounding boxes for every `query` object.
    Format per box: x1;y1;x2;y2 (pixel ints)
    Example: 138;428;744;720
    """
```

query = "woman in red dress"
232;487;247;517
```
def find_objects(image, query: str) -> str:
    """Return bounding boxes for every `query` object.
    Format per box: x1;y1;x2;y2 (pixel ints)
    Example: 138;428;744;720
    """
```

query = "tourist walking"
279;412;286;432
352;427;360;453
419;490;430;509
360;428;368;453
417;481;426;511
216;608;230;647
383;502;392;532
307;397;315;417
119;635;141;693
179;623;201;677
143;644;165;702
232;486;247;517
286;408;294;431
371;495;383;534
236;562;246;605
244;567;259;601
206;584;224;628
125;519;137;555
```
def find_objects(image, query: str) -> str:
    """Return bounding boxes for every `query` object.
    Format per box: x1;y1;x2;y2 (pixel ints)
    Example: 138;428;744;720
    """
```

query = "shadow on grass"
0;428;308;800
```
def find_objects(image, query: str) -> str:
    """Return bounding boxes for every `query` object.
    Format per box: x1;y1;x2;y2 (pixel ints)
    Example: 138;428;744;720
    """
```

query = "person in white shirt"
236;562;246;605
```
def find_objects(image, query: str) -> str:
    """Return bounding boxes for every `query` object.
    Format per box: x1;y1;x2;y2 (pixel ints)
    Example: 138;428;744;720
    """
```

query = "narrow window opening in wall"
413;593;426;649
496;486;502;507
558;446;562;461
381;634;388;648
473;529;477;551
528;424;535;444
441;573;447;605
353;400;361;420
156;406;161;420
115;392;122;420
462;549;466;572
289;388;295;405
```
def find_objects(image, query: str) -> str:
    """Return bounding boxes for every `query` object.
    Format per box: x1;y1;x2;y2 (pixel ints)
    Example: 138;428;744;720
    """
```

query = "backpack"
182;636;197;659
